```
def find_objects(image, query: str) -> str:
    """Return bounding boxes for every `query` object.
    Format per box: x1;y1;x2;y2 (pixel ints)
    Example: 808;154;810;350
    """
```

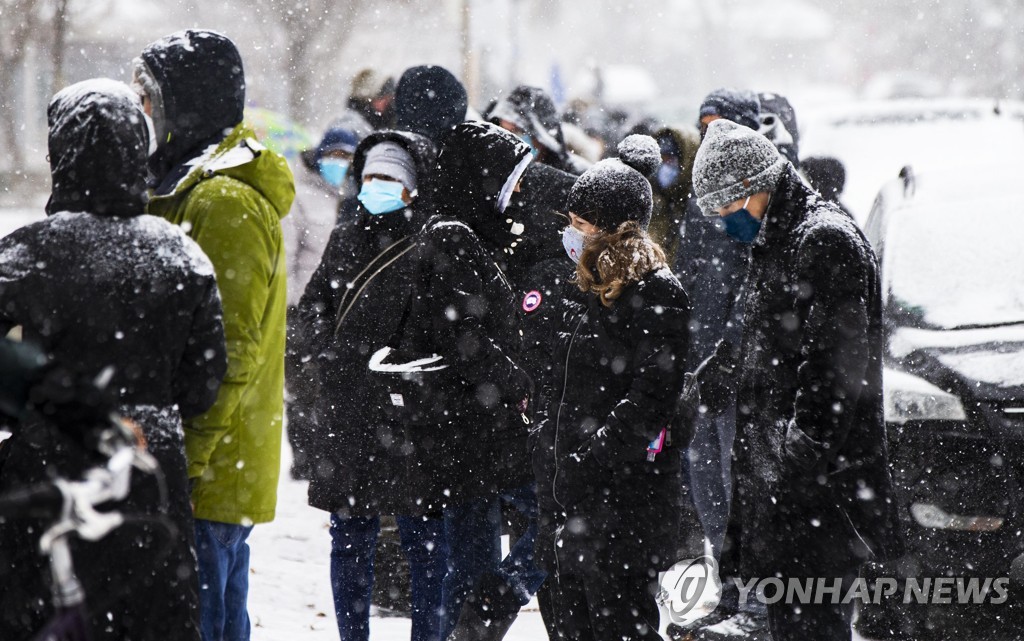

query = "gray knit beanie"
362;141;417;193
693;119;788;217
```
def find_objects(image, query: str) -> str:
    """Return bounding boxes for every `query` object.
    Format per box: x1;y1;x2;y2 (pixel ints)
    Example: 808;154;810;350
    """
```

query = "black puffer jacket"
733;165;903;578
533;268;691;577
301;131;437;516
307;122;533;515
0;80;226;641
297;130;438;363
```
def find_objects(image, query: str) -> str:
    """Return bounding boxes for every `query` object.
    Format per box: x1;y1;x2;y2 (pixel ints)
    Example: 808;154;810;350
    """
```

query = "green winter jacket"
148;123;294;525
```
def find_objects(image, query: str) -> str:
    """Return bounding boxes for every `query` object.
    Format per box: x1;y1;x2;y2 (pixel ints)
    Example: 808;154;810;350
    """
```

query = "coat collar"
751;165;810;254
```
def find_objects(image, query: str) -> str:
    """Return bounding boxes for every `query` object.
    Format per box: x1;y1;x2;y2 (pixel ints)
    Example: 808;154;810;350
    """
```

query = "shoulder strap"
333;235;416;336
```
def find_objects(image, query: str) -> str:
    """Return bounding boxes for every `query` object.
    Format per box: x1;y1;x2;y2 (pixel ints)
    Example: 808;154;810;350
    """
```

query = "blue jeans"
194;519;254;641
439;485;546;638
494;485;547;604
330;513;447;641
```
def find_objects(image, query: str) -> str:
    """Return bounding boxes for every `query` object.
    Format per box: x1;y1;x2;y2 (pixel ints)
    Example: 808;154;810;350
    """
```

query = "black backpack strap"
334;236;416;336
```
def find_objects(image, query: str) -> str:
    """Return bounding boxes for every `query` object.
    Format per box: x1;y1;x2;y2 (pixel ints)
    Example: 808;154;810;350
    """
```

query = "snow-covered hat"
693;119;788;217
699;88;761;132
362;141;417;193
566;134;660;231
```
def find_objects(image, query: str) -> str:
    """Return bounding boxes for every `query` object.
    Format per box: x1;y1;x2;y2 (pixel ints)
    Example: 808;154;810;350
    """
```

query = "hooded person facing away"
485;85;591;176
0;79;227;641
132;29;295;641
393;64;468;145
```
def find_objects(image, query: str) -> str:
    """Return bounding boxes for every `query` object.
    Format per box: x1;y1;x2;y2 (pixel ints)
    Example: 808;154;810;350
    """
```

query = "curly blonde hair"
575;221;667;307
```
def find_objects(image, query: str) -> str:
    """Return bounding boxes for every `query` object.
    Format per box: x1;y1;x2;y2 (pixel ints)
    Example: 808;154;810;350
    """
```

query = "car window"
886;203;1024;329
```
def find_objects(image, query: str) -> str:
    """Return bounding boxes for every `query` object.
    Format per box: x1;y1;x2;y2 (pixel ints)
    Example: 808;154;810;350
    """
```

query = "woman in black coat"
533;136;692;641
298;130;450;641
0;79;227;641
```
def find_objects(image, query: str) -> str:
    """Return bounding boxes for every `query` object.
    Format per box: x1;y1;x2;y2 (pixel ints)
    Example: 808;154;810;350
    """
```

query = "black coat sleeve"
430;232;531;402
296;223;348;360
589;296;691;466
173;275;227;419
784;224;874;473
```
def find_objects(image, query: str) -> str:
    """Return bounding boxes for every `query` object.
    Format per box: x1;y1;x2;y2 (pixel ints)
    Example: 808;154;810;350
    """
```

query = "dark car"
856;165;1024;639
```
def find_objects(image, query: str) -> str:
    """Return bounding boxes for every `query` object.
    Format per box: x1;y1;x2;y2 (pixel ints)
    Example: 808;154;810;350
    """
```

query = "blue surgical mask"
358;179;408;215
319;158;349;188
522;133;540;158
721;198;762;243
561;225;587;264
656;161;680;189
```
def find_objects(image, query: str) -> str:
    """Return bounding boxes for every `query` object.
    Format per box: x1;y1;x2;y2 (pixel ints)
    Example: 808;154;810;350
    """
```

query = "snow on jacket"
308;122;534;514
301;131;438;516
147;122;294;525
0;79;226;641
733;165;903;578
532;267;691;577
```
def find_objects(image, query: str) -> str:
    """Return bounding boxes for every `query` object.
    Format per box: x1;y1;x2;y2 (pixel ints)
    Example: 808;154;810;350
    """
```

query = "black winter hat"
139;29;245;176
47;79;149;217
566;134;660;232
394;65;468;144
434;121;532;253
699;88;761;132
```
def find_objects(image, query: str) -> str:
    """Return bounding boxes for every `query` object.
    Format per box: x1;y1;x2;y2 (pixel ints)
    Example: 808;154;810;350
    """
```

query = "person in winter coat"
674;89;762;563
698;87;760;139
650;125;701;264
351;122;533;641
300;130;447;641
0;79;227;641
756;92;801;169
692;119;903;641
394;65;468;145
286;121;368;480
485;85;591;175
801;156;854;217
132;30;295;641
483;85;586;641
346;68;396;130
532;135;692;641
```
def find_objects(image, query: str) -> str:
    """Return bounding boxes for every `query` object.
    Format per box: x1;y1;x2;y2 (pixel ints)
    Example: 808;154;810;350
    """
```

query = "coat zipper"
552;312;586;582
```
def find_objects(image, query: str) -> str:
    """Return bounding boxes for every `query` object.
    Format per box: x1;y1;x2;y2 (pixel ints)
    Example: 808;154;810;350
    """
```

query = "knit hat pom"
617;134;660;176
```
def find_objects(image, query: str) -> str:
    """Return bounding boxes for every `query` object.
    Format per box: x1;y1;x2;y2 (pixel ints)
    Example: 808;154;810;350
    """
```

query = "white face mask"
142;111;158;157
561;225;588;264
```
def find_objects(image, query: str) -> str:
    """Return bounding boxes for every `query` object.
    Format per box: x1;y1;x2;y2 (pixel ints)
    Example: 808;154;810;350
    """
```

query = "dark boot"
446;573;521;641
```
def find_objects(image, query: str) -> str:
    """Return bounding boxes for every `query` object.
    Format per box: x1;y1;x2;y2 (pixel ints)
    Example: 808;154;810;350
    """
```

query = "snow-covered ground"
247;443;551;641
